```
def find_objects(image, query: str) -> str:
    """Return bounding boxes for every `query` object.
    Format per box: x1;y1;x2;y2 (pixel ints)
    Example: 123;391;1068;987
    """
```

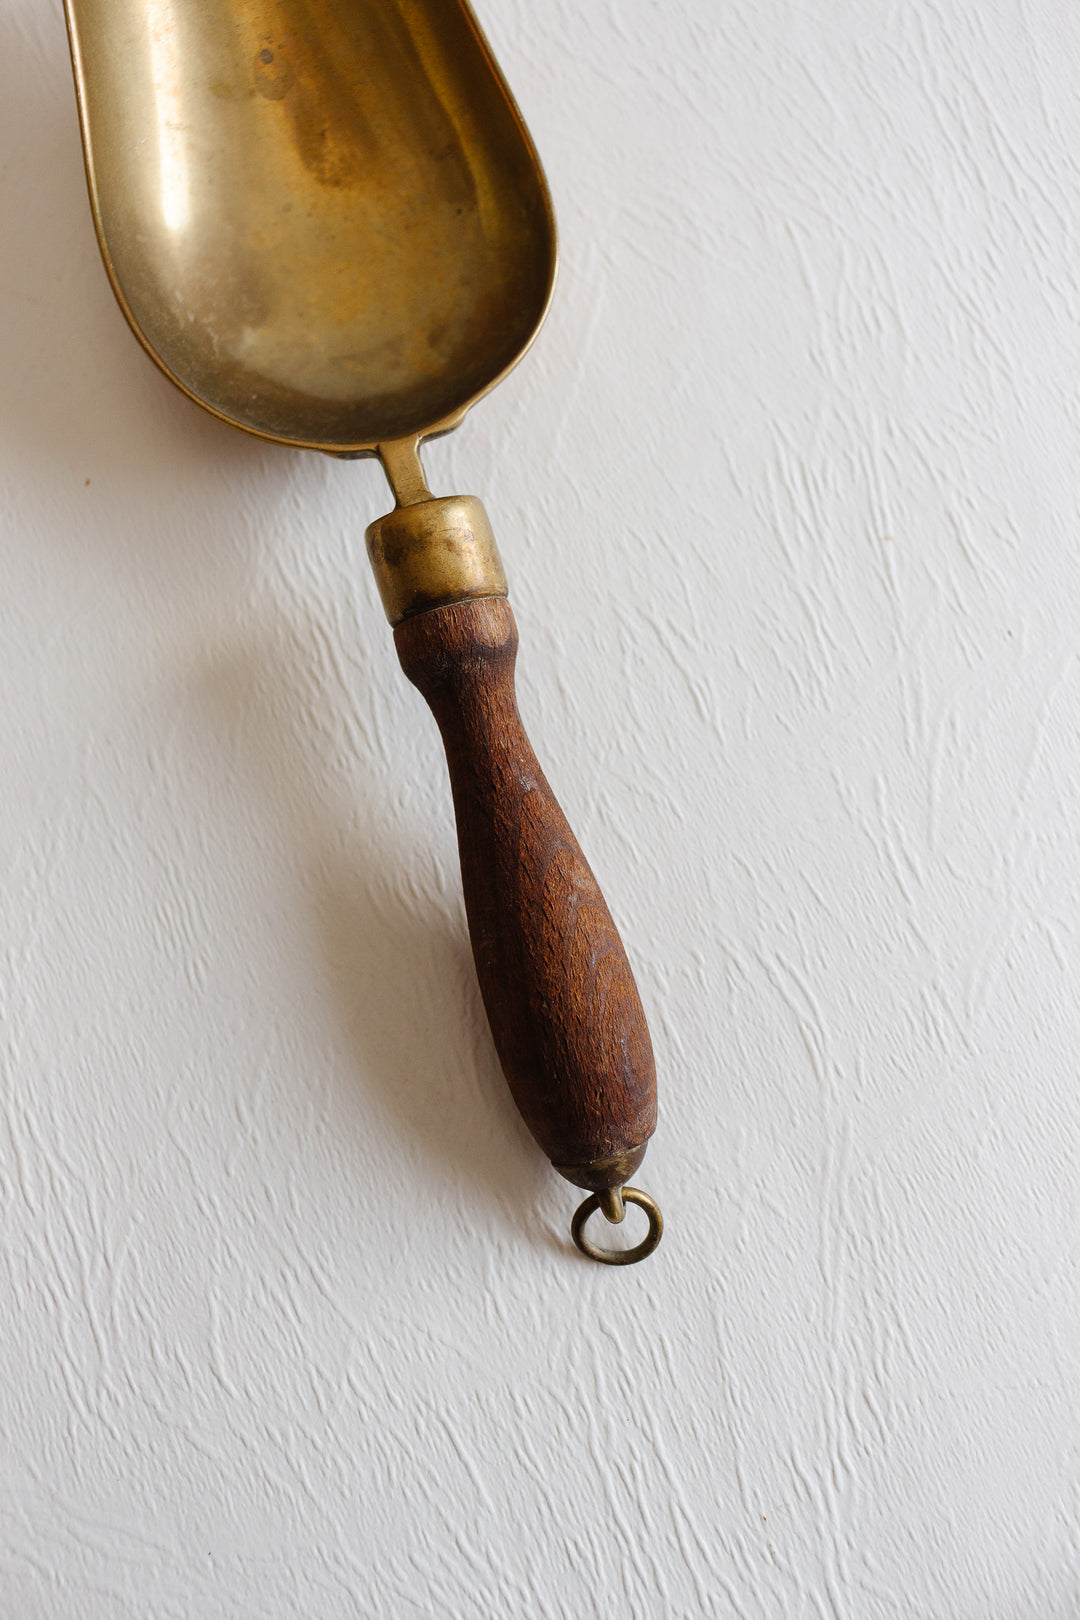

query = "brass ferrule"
365;495;507;626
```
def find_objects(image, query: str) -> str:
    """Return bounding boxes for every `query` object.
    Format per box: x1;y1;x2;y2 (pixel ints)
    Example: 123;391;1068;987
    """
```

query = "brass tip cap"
552;1145;649;1192
365;495;507;626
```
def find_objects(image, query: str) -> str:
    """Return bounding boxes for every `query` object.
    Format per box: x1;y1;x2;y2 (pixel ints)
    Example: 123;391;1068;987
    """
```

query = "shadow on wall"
0;8;282;524
197;626;549;1229
2;9;548;1238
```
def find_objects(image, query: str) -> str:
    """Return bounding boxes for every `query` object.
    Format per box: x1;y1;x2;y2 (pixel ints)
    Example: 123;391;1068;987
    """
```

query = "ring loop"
571;1187;663;1265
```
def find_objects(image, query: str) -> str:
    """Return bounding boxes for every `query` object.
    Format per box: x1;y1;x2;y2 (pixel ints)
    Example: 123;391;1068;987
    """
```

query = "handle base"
552;1146;649;1192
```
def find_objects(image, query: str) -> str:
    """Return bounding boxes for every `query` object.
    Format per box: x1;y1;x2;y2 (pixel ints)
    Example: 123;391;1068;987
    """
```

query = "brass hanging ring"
571;1187;663;1265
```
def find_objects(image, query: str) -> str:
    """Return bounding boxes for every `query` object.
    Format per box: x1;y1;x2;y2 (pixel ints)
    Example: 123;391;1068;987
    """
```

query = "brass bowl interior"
65;0;556;452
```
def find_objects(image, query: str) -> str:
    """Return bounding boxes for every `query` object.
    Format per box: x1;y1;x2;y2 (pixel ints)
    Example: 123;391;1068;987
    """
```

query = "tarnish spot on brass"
253;44;290;100
366;495;507;625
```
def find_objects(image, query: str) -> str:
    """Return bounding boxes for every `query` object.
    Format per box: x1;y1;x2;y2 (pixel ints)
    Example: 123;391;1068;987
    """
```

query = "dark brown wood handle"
394;596;656;1190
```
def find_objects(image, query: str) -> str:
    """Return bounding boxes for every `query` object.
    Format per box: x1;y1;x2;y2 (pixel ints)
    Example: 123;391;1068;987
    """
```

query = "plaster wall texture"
3;1;1080;1615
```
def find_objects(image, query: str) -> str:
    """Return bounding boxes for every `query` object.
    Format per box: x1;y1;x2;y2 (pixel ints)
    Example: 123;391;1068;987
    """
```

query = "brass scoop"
65;0;661;1263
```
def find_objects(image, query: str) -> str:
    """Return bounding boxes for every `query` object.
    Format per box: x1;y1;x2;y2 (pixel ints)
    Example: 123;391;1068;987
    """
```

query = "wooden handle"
394;596;656;1190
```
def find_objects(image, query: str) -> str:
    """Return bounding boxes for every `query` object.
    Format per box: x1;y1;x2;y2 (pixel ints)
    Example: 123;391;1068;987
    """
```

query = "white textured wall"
4;1;1080;1614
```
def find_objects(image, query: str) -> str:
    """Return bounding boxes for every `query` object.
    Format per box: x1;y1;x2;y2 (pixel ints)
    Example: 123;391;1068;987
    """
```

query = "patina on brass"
553;1147;648;1192
366;495;506;626
63;0;556;466
597;1186;626;1224
571;1189;664;1267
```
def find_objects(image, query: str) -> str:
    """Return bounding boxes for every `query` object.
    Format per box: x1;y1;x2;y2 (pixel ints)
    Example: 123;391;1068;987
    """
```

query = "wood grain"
394;596;656;1188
